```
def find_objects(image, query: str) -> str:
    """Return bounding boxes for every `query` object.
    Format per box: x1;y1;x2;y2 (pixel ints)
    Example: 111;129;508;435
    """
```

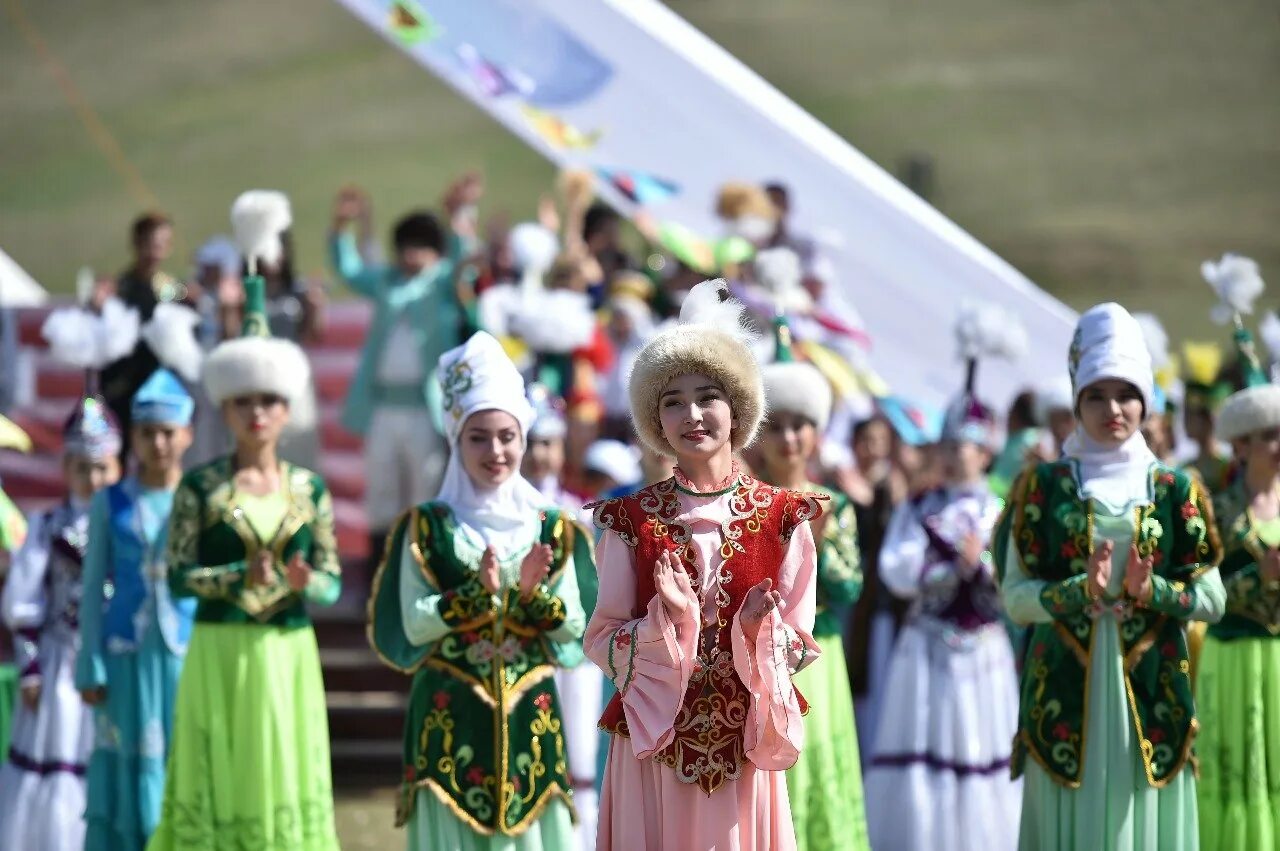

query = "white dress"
864;484;1022;851
0;500;95;851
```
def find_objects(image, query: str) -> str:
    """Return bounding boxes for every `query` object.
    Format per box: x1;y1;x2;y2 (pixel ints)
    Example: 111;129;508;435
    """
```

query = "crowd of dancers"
0;172;1276;851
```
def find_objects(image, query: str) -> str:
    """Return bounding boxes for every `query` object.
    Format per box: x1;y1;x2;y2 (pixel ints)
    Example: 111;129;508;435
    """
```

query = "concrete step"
15;300;373;349
320;646;406;694
326;690;407;741
3;456;369;544
33;349;361;405
11;398;363;455
330;739;402;789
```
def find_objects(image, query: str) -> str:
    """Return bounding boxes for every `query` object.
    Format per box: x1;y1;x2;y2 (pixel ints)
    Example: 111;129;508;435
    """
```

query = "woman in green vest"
367;330;592;850
1001;302;1225;850
1197;353;1280;850
147;193;342;849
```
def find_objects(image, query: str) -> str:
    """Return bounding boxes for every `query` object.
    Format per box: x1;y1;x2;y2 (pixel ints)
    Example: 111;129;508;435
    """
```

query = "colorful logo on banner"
389;0;439;46
596;167;679;205
520;105;601;150
456;43;534;98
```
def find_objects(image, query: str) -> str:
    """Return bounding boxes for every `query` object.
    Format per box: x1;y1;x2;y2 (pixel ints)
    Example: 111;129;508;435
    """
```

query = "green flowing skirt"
0;663;15;763
1197;635;1280;851
145;623;338;851
786;633;870;851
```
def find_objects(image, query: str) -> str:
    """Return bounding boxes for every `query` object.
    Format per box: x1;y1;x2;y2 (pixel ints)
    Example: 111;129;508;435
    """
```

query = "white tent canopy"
0;248;49;308
333;0;1078;409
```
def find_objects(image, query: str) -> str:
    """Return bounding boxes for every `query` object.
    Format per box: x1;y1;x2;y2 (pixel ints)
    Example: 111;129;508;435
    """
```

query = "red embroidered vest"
591;474;822;795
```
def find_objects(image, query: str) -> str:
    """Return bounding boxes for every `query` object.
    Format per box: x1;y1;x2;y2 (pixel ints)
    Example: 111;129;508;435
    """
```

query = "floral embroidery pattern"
1011;461;1217;788
392;505;578;835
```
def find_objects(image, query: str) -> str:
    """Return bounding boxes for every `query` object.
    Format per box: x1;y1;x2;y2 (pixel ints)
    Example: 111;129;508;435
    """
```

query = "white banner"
331;0;1078;409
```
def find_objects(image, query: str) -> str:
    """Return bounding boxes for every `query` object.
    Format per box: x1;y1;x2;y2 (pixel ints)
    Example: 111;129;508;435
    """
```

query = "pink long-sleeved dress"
585;474;822;851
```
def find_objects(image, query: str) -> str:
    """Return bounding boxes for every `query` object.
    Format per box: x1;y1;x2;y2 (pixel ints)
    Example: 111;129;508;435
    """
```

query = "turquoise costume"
78;368;198;850
328;230;469;435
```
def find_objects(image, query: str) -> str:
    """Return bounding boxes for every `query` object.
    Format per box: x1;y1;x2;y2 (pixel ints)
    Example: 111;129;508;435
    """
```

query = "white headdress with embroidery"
434;332;544;548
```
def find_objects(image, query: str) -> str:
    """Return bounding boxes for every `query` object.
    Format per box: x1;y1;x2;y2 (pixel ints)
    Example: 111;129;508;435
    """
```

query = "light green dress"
1197;515;1280;850
148;458;342;851
1003;504;1226;850
785;489;869;851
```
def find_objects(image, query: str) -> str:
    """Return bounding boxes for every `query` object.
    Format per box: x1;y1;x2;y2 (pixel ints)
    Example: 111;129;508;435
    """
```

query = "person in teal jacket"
77;368;197;850
327;180;481;558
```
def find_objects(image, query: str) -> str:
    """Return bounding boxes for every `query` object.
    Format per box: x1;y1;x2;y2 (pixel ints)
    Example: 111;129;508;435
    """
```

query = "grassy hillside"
1;0;1276;340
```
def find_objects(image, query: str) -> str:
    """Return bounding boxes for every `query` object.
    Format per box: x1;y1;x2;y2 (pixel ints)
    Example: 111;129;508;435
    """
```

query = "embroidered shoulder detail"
588;484;659;548
779;487;827;541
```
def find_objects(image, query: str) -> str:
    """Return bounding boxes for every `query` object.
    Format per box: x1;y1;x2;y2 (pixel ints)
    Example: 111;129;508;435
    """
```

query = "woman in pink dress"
585;280;823;851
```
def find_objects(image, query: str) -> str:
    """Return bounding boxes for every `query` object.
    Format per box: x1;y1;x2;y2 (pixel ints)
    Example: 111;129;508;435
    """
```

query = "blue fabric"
328;231;471;436
130;369;193;426
90;483;194;655
78;479;193;850
878;396;944;446
83;621;182;851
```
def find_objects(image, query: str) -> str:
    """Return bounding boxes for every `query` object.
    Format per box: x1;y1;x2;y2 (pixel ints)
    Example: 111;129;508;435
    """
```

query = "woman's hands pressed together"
479;546;502;595
1123;544;1155;604
519;543;554;601
1087;540;1113;600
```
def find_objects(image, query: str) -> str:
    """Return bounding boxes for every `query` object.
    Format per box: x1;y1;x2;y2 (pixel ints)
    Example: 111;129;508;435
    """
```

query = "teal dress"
77;480;196;850
1003;499;1225;850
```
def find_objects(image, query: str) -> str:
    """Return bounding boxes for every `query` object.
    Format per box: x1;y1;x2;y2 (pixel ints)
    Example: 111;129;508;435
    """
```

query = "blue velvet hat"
131;368;194;426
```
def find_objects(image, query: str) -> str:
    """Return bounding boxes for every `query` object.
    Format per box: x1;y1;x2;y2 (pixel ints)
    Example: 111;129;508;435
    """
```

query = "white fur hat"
1218;384;1280;442
202;277;313;428
762;361;832;431
628;279;763;456
1069;303;1153;415
203;337;311;403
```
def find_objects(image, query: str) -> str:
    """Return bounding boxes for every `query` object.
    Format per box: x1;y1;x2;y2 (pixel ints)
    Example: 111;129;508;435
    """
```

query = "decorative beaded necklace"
672;462;740;498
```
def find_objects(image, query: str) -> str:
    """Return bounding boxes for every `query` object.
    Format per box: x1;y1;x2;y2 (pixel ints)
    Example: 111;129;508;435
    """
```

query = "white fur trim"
202;336;313;427
1218;384;1280;442
762;362;832;431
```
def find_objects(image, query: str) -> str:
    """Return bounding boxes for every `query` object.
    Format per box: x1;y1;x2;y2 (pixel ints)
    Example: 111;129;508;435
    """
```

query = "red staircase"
1;301;406;787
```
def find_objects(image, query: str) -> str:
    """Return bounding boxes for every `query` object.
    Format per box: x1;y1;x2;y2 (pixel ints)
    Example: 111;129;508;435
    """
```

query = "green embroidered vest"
367;503;591;835
1210;479;1280;640
167;457;342;627
812;487;863;638
1008;461;1219;788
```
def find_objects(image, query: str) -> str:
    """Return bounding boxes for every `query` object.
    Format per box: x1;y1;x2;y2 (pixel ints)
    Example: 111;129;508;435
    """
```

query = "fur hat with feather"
628;279;764;456
203;193;313;429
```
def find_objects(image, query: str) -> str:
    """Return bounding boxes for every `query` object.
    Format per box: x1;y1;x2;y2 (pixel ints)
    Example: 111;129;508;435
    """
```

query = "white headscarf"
435;332;545;554
1064;303;1157;507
